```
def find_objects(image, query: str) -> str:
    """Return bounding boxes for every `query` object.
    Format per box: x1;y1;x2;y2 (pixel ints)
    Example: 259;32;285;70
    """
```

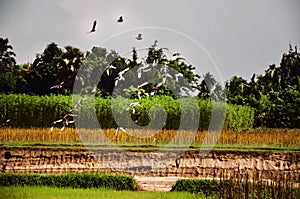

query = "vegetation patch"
171;172;300;199
0;173;135;191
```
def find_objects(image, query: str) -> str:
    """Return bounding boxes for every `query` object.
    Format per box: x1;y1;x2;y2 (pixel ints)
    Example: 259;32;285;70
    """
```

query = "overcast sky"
0;0;299;82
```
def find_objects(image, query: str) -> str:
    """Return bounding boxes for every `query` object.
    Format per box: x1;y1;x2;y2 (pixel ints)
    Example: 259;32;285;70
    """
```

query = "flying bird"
50;82;64;90
50;113;77;132
87;20;97;33
137;65;151;78
105;65;117;76
117;16;124;23
74;97;87;109
175;73;184;82
1;119;10;127
115;68;129;86
115;126;126;137
137;82;149;100
150;82;163;96
172;52;181;57
135;33;143;40
125;102;140;114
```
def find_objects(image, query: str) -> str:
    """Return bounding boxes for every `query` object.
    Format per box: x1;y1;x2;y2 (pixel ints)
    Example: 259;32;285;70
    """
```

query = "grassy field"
0;186;201;199
0;128;299;151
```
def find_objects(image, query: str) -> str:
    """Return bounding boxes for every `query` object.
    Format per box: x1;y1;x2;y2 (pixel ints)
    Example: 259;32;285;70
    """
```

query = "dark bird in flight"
136;33;143;40
87;20;97;33
172;52;181;57
117;16;123;23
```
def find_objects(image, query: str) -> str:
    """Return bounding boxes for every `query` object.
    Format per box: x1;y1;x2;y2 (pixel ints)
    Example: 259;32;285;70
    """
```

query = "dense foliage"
0;37;299;128
226;44;300;128
0;173;135;190
0;94;254;131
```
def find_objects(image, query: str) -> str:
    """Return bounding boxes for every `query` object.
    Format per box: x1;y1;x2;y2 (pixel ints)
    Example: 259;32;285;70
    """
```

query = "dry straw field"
1;128;299;150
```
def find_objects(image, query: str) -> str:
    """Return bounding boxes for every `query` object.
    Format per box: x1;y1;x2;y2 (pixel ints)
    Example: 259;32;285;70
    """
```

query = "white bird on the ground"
125;102;140;114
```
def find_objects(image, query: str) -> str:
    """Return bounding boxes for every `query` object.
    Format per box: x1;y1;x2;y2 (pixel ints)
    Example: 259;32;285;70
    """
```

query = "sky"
0;0;299;82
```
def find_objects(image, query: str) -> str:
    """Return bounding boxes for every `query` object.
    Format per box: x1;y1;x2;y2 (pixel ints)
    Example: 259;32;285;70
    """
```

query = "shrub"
0;173;135;191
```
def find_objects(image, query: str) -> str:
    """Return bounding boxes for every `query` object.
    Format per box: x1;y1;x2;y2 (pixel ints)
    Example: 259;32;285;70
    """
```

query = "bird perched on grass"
117;16;123;23
87;20;97;33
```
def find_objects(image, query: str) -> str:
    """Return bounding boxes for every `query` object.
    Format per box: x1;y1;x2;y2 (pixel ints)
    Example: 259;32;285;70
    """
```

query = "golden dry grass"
0;128;299;149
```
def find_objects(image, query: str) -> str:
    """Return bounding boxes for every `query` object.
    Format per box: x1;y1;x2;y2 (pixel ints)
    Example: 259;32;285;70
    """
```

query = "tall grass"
171;170;300;199
0;94;254;131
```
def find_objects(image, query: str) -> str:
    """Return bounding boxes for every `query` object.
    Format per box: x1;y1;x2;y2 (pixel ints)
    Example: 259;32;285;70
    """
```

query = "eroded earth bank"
1;147;299;191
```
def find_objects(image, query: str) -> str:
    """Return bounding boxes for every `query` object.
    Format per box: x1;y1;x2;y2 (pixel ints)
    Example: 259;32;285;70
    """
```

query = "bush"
0;173;135;190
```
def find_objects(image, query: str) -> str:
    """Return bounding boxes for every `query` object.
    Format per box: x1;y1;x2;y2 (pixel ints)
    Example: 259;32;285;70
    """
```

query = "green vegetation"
0;173;135;191
0;186;200;199
0;37;299;129
0;94;254;130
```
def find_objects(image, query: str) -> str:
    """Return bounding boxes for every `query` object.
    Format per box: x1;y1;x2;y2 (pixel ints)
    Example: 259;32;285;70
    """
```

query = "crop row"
0;94;254;130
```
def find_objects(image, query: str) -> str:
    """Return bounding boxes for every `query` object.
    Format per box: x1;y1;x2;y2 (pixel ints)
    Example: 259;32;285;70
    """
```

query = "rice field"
0;128;299;150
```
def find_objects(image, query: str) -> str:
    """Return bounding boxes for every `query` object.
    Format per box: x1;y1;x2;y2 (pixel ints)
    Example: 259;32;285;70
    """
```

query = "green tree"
0;37;16;74
26;43;83;95
0;37;17;93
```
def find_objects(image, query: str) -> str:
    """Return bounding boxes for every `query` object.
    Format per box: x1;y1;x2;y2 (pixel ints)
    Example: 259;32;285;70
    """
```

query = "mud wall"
1;148;299;180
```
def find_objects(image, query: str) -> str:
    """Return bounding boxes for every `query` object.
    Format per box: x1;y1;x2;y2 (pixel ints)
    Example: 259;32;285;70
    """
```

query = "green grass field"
0;186;201;199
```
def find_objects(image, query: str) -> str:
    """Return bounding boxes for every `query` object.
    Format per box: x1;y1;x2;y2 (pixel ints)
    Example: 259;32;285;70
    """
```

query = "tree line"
0;37;299;128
